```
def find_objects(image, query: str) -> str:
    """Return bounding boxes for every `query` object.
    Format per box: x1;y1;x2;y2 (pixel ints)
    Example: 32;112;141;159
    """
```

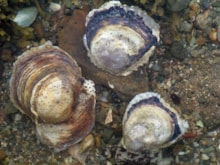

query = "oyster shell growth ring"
122;92;188;153
10;41;96;152
83;1;160;76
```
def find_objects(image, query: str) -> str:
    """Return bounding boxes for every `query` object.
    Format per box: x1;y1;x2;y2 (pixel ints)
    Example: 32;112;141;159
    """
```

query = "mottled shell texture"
122;92;188;153
83;1;160;76
10;41;96;151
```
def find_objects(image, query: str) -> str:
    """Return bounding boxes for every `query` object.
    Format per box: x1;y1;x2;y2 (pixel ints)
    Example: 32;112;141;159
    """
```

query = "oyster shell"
83;1;160;76
10;41;96;152
58;5;151;99
121;92;188;153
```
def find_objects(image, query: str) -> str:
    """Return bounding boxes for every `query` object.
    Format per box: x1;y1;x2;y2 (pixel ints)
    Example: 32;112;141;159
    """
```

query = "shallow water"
0;0;220;164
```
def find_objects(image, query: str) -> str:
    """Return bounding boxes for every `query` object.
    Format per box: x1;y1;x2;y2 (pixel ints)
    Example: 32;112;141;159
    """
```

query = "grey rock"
212;1;220;7
170;42;188;60
167;0;190;12
178;21;193;33
200;0;210;9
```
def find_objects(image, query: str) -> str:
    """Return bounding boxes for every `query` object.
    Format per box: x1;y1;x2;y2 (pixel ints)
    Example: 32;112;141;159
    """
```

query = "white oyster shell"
83;1;160;76
122;92;188;153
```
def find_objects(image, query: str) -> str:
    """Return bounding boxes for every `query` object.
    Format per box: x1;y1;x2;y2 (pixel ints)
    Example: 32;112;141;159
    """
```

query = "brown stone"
58;6;149;100
0;149;7;160
33;21;44;39
0;49;14;62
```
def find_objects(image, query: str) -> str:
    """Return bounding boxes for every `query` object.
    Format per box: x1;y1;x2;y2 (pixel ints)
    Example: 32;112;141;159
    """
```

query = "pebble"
203;147;215;153
167;0;191;12
193;142;199;147
49;2;61;12
207;130;218;137
99;91;109;102
201;0;210;9
196;10;212;30
16;40;31;49
178;151;186;156
200;139;207;146
106;160;113;165
157;157;173;165
12;7;38;28
150;63;161;71
68;144;88;164
0;149;7;160
191;47;207;58
170;42;188;60
209;28;218;41
201;153;209;160
212;1;220;7
196;120;204;128
14;114;22;122
194;158;200;163
0;141;7;148
80;134;95;153
0;49;14;62
178;21;193;32
210;152;217;162
33;21;45;39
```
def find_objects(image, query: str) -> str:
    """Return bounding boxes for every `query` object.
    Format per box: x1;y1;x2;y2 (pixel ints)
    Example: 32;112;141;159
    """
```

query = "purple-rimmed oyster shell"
121;92;188;153
83;1;160;76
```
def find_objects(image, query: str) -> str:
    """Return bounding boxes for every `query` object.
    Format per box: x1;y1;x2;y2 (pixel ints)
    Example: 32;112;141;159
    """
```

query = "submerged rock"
170;41;188;60
167;0;190;12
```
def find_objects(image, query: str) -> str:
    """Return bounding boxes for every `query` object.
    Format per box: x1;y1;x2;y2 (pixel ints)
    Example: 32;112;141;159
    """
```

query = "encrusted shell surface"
122;92;188;153
83;1;160;76
10;41;96;151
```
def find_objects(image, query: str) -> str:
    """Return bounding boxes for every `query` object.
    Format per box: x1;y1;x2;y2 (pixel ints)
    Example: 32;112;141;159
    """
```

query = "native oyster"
83;0;160;76
10;41;96;152
121;92;188;153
